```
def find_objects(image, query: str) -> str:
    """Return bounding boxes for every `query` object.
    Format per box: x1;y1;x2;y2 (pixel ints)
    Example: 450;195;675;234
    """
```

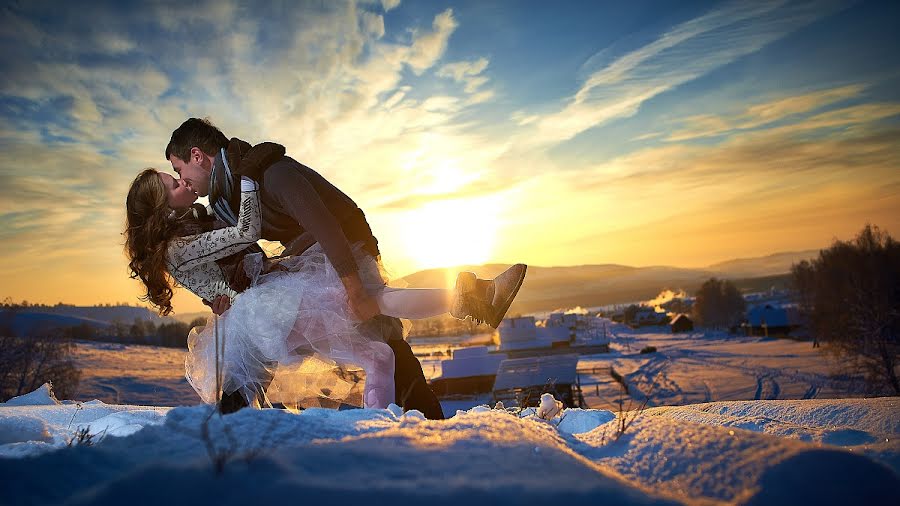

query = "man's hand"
348;291;380;321
210;295;232;316
341;273;381;321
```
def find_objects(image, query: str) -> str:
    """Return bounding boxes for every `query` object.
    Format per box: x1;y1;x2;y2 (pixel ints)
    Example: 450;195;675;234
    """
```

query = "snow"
5;330;899;504
536;391;564;419
2;384;898;505
0;384;169;459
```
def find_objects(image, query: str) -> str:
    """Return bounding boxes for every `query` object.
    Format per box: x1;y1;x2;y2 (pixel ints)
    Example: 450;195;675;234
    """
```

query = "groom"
166;118;447;418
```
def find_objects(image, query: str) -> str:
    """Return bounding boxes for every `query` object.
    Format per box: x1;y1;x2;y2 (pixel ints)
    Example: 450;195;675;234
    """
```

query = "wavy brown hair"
124;168;179;315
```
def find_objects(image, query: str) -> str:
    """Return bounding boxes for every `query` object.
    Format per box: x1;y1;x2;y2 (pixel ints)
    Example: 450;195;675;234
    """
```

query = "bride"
123;166;526;411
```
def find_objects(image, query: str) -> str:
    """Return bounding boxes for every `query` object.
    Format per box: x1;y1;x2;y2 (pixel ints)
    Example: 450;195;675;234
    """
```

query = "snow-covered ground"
70;327;872;412
575;325;877;411
2;384;897;505
8;329;892;504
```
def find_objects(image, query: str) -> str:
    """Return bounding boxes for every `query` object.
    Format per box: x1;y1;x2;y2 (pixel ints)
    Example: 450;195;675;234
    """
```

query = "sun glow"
399;196;502;274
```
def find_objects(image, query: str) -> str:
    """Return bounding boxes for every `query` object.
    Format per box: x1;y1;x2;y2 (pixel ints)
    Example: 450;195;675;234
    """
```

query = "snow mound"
0;393;169;458
3;403;672;505
0;413;53;445
744;449;898;505
2;385;898;505
652;398;899;446
3;382;60;406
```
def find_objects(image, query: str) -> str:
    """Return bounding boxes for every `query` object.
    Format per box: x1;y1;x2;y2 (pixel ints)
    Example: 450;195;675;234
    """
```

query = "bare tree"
792;225;899;394
0;301;81;401
692;278;746;330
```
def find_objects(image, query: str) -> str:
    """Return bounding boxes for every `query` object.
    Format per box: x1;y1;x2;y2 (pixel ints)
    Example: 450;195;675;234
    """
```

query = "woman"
124;166;526;410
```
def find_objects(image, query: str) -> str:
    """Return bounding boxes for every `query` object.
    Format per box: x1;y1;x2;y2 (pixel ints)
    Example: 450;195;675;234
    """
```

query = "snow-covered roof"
492;354;580;390
499;316;537;328
671;314;692;324
747;304;801;327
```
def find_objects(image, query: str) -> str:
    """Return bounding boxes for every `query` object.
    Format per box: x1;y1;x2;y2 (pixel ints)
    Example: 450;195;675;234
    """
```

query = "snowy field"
1;384;897;505
575;325;876;411
69;326;874;414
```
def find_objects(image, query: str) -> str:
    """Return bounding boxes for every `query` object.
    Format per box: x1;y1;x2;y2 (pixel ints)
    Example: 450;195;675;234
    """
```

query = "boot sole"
489;264;527;328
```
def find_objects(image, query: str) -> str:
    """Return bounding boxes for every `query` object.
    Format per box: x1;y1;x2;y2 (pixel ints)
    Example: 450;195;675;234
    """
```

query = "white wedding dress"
167;176;404;410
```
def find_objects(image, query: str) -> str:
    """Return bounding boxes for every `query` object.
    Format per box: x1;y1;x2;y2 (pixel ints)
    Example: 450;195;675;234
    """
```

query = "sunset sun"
400;197;501;273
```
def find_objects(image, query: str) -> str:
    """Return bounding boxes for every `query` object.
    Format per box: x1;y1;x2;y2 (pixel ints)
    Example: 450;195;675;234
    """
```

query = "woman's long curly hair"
124;168;179;315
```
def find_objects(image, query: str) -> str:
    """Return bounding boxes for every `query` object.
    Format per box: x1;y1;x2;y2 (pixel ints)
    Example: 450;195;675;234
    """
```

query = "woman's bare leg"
375;287;453;320
358;341;396;409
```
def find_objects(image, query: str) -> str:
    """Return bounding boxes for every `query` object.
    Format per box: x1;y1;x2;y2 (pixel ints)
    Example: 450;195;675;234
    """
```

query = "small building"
634;308;668;327
429;346;506;397
547;312;580;329
743;304;802;337
492;354;583;408
670;314;694;333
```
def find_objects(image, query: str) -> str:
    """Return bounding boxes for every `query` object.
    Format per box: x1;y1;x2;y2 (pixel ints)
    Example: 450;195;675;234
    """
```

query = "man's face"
169;147;211;197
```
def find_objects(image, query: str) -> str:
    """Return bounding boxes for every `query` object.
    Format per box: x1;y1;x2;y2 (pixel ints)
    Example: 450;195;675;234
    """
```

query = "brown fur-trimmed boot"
450;264;527;328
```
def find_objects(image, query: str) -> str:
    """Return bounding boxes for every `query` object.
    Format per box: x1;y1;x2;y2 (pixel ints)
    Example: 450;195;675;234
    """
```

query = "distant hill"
3;250;814;331
0;304;181;338
7;313;112;338
401;250;812;314
705;250;819;278
17;304;163;324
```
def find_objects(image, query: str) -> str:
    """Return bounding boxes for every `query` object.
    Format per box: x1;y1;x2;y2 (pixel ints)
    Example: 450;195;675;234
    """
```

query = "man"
166;118;523;419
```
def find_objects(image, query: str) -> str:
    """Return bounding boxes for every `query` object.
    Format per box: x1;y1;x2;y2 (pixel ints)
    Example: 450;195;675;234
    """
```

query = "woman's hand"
341;273;381;321
348;291;380;321
210;295;232;316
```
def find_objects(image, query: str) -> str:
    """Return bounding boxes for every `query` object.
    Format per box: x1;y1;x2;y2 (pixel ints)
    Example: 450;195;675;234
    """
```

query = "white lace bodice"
166;177;261;304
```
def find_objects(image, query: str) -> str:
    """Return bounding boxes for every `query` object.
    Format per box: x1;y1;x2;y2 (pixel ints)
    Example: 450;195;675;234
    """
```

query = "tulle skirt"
184;243;409;409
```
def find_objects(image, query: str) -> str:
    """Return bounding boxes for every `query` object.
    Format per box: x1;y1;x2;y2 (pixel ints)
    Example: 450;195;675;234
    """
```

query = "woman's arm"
167;176;261;273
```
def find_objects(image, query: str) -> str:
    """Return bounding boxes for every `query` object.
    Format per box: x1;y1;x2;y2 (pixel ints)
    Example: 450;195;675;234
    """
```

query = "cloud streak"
521;0;851;146
667;84;867;141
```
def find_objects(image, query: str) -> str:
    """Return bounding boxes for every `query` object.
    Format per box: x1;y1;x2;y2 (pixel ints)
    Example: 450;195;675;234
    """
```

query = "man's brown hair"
165;117;228;162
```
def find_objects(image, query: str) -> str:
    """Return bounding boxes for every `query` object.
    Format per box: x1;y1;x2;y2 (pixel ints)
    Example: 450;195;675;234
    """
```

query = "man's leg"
218;360;276;414
219;389;248;414
372;315;444;420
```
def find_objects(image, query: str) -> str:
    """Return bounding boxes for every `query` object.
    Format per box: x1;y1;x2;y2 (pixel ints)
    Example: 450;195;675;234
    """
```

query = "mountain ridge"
400;249;817;315
4;249;818;326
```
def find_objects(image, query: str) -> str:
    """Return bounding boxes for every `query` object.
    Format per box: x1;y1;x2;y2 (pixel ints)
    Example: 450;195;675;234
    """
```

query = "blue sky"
1;0;898;312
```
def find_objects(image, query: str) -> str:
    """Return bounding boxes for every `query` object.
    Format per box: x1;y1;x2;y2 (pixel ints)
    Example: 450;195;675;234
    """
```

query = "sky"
1;0;898;314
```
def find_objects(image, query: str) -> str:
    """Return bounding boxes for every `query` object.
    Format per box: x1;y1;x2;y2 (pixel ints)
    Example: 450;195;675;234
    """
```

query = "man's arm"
265;164;380;320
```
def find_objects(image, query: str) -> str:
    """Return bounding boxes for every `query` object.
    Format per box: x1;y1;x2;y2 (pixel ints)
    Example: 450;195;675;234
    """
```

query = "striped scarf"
208;139;286;226
209;148;239;226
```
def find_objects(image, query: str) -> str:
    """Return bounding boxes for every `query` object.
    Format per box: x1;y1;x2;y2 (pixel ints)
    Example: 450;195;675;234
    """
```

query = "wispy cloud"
436;57;494;105
667;84;867;140
519;0;850;147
